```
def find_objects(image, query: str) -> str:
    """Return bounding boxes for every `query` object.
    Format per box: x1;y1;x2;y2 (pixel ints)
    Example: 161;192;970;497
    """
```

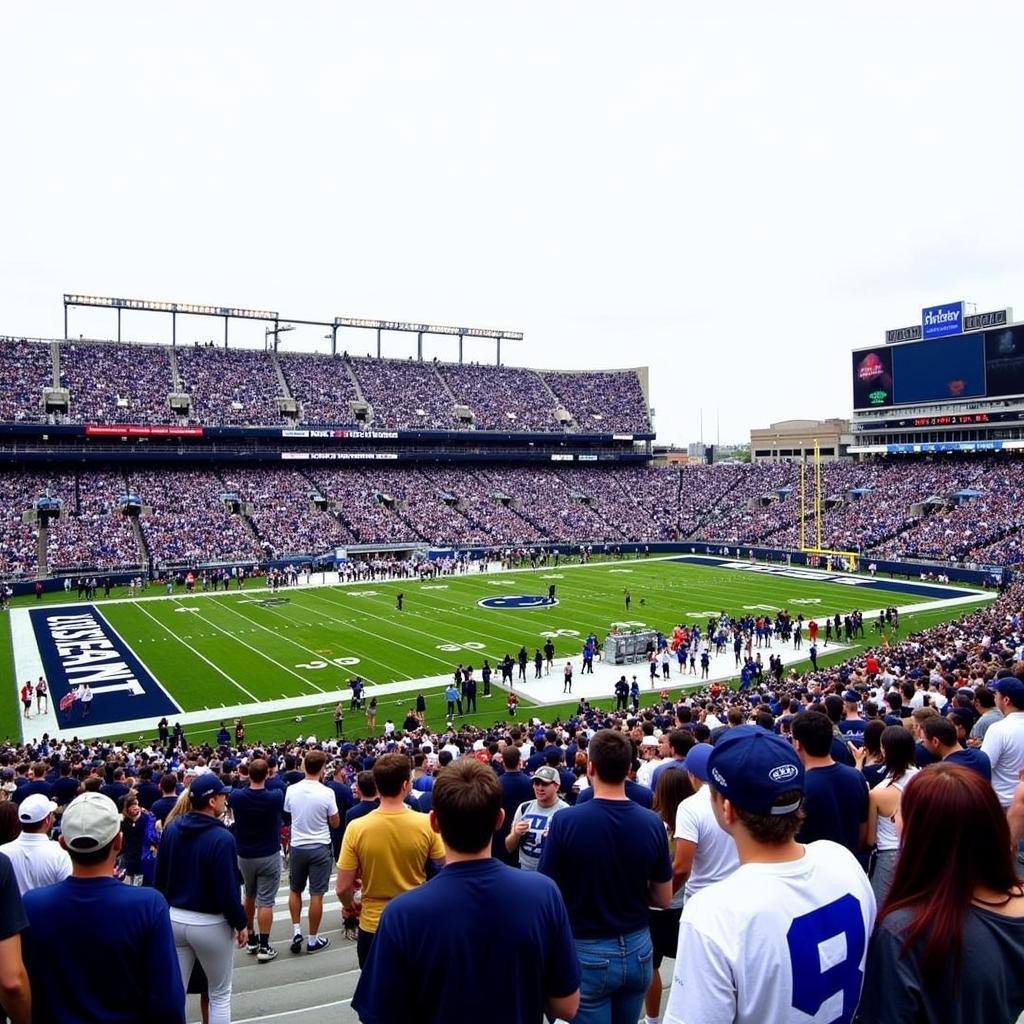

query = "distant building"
750;419;850;463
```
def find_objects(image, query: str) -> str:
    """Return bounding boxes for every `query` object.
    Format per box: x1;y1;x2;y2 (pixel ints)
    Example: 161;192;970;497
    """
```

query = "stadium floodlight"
334;316;522;340
63;294;279;320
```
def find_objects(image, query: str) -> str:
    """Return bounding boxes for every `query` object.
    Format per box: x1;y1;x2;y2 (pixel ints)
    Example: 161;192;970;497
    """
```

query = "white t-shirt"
665;840;876;1024
636;756;667;790
283;778;339;848
674;785;740;899
982;711;1024;808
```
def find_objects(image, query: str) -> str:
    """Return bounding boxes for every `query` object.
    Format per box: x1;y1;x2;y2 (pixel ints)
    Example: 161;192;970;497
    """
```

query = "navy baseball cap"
990;678;1024;706
683;743;713;782
707;725;804;817
189;773;226;800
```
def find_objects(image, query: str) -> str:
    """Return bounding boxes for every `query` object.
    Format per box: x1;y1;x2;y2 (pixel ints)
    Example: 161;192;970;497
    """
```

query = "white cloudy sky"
2;1;1022;445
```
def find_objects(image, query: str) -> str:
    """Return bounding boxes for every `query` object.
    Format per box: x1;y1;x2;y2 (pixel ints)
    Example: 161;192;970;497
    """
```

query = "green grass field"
3;557;994;746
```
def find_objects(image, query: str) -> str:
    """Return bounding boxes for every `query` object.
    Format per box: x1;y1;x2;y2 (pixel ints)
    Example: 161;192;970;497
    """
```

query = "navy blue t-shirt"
538;797;672;939
796;762;868;856
150;795;178;824
51;777;81;807
575;778;653;809
945;747;992;782
229;786;285;858
23;876;184;1023
353;859;579;1024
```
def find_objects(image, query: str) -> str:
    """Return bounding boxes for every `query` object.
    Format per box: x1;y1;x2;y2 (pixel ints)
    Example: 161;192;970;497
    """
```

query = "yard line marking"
132;602;260;703
212;597;402;682
168;600;327;694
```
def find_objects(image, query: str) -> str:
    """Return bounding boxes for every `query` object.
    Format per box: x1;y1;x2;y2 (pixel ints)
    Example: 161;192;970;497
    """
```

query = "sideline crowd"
0;584;1023;1022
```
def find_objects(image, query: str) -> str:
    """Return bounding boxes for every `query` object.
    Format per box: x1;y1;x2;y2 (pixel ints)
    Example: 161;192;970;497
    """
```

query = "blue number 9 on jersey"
786;893;866;1023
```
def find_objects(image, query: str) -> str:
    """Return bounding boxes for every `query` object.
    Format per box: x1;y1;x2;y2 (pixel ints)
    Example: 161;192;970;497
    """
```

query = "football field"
5;556;994;745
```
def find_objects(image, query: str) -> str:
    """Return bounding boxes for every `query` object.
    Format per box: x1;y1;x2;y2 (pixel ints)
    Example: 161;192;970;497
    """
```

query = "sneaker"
290;934;304;955
257;946;278;963
246;938;259;955
306;936;331;954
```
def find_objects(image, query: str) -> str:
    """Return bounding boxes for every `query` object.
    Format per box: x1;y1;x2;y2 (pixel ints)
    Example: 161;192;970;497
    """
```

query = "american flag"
59;692;76;712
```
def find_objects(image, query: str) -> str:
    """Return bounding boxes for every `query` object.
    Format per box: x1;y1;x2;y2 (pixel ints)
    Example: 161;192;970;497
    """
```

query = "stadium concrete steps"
430;362;459;405
533;369;571;422
341;357;366;404
168;345;182;391
129;516;149;566
269;350;292;398
37;523;48;576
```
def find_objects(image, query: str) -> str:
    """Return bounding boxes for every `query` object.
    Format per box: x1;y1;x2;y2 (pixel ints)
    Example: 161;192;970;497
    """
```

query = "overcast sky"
2;2;1022;446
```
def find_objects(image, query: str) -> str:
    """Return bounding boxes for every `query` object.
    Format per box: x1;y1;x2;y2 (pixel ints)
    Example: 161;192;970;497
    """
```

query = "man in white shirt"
0;794;71;895
665;726;876;1024
673;743;739;901
982;677;1024;809
283;750;340;954
636;735;668;789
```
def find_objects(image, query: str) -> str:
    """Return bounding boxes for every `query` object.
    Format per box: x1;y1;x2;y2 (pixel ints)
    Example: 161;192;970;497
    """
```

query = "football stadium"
3;6;1024;1024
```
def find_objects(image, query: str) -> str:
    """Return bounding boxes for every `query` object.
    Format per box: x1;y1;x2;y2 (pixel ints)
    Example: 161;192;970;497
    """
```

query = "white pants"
170;910;235;1024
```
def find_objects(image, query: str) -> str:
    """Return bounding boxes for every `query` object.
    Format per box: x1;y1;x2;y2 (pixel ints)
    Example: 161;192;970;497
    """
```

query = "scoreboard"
853;322;1024;410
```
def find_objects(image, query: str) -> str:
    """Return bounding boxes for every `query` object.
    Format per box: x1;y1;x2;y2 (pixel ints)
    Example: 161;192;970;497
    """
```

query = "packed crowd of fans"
434;362;562;431
542;369;652;433
174;347;284;427
59;342;175;424
3;456;1024;575
277;353;361;426
0;339;54;422
46;471;143;572
219;468;356;556
127;469;264;566
1;579;1022;1022
0;338;652;434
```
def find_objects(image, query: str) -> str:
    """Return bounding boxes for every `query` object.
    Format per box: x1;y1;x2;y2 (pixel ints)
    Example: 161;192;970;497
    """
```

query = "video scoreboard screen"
853;323;1024;409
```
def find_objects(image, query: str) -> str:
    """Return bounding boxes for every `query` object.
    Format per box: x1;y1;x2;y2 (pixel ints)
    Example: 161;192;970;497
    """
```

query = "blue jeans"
574;927;654;1024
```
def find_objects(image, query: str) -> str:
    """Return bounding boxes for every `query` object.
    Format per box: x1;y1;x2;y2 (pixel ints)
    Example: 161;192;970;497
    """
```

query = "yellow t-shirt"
338;807;445;933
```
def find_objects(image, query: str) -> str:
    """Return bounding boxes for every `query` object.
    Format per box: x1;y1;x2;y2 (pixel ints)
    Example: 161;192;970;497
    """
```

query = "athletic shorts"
649;906;683;968
238;853;282;907
288;843;332;896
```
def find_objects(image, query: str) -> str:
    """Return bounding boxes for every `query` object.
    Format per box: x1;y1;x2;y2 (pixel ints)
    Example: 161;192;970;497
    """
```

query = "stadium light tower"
265;322;295;352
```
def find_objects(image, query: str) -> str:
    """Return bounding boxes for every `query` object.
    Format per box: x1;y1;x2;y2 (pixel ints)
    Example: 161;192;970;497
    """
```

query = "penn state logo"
477;595;559;610
769;763;799;783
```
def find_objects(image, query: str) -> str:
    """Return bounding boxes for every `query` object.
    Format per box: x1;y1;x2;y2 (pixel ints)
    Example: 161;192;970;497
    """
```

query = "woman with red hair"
857;764;1024;1022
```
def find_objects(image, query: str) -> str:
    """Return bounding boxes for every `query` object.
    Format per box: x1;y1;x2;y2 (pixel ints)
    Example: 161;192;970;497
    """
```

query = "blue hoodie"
154;811;246;930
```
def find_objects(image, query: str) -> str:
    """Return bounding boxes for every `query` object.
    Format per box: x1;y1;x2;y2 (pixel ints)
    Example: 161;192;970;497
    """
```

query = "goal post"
798;440;859;573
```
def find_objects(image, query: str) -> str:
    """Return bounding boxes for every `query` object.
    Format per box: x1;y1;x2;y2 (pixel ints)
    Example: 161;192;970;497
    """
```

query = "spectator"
981;677;1024;810
858;765;1024;1024
921;715;991;781
863;725;918;904
155;773;247;1024
336;752;445;968
538;729;672;1024
0;794;71;895
791;711;869;857
21;793;185;1024
665;726;876;1024
228;757;285;962
672;742;740;905
0;851;30;1024
351;758;580;1024
283;750;339;955
504;765;569;871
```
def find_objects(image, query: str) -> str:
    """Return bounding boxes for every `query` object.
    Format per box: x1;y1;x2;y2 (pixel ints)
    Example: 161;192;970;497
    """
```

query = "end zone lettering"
30;606;179;726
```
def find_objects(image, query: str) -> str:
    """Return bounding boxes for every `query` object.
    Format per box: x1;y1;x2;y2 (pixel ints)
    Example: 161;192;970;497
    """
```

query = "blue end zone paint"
672;557;978;601
478;595;559;610
30;604;179;727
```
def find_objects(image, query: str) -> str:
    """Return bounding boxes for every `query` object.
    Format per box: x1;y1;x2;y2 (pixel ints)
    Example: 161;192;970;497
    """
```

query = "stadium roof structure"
63;293;521;363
